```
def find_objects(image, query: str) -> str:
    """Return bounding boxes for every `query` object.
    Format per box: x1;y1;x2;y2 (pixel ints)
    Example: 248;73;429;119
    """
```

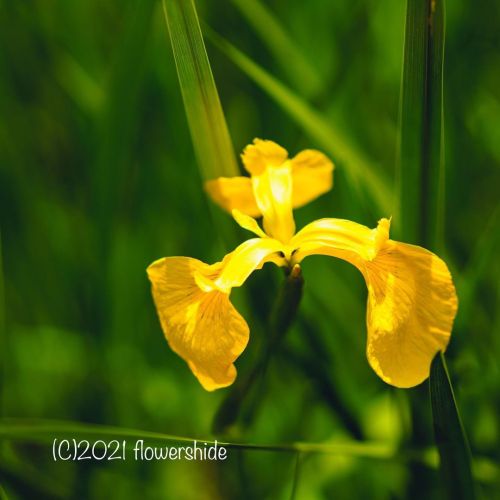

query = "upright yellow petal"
252;164;296;243
241;138;288;176
290;149;334;208
205;140;334;219
291;218;457;387
204;176;260;217
147;257;249;391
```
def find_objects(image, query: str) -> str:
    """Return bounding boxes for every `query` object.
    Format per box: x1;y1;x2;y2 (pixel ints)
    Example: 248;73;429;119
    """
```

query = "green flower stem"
266;264;304;355
212;265;304;435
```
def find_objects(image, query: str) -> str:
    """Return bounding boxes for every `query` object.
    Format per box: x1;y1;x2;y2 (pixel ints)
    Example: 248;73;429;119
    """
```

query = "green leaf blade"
163;0;239;179
230;0;322;98
0;418;393;458
397;0;446;248
430;353;476;500
0;233;4;418
398;1;475;497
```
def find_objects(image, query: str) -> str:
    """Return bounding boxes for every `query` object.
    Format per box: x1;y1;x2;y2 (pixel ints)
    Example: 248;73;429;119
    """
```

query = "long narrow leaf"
205;28;393;216
0;419;394;457
0;233;4;417
230;0;322;98
1;419;497;482
0;484;8;500
163;0;239;179
397;0;475;497
289;452;302;499
430;353;475;499
397;0;446;247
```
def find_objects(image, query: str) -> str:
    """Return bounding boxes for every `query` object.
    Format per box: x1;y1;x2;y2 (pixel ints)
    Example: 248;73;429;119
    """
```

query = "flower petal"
232;209;267;238
364;242;457;387
241;138;288;176
205;141;334;219
147;257;249;391
252;163;296;243
214;237;286;291
291;218;457;387
291;217;384;265
204;176;260;217
290;149;334;208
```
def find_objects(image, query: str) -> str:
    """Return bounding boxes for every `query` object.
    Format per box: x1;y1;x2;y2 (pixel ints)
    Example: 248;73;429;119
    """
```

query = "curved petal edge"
147;257;249;391
364;242;458;388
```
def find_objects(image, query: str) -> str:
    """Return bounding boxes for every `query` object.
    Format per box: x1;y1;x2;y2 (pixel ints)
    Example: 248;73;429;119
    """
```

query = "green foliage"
163;0;239;179
430;353;475;499
397;0;476;496
0;0;499;498
396;0;446;248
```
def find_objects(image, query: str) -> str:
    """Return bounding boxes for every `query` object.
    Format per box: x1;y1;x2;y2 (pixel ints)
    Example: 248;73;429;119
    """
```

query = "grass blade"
230;0;322;98
0;419;496;483
430;353;475;499
0;418;394;457
0;233;4;417
289;451;302;500
205;27;393;216
0;485;8;500
396;0;446;247
163;0;239;179
397;0;475;497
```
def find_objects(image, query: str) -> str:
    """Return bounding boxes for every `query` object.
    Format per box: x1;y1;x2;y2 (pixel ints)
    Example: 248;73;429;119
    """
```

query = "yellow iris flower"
147;139;458;391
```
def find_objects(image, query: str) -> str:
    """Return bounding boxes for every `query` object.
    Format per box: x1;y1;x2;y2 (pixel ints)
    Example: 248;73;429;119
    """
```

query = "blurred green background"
0;0;499;498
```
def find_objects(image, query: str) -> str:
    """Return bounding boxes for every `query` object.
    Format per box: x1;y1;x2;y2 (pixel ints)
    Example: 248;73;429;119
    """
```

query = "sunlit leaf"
163;0;239;179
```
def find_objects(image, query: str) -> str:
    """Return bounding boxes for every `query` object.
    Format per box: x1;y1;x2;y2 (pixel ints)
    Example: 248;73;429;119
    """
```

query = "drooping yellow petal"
364;241;457;387
241;138;288;176
204;176;260;217
147;257;249;391
290;149;334;208
291;217;457;387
